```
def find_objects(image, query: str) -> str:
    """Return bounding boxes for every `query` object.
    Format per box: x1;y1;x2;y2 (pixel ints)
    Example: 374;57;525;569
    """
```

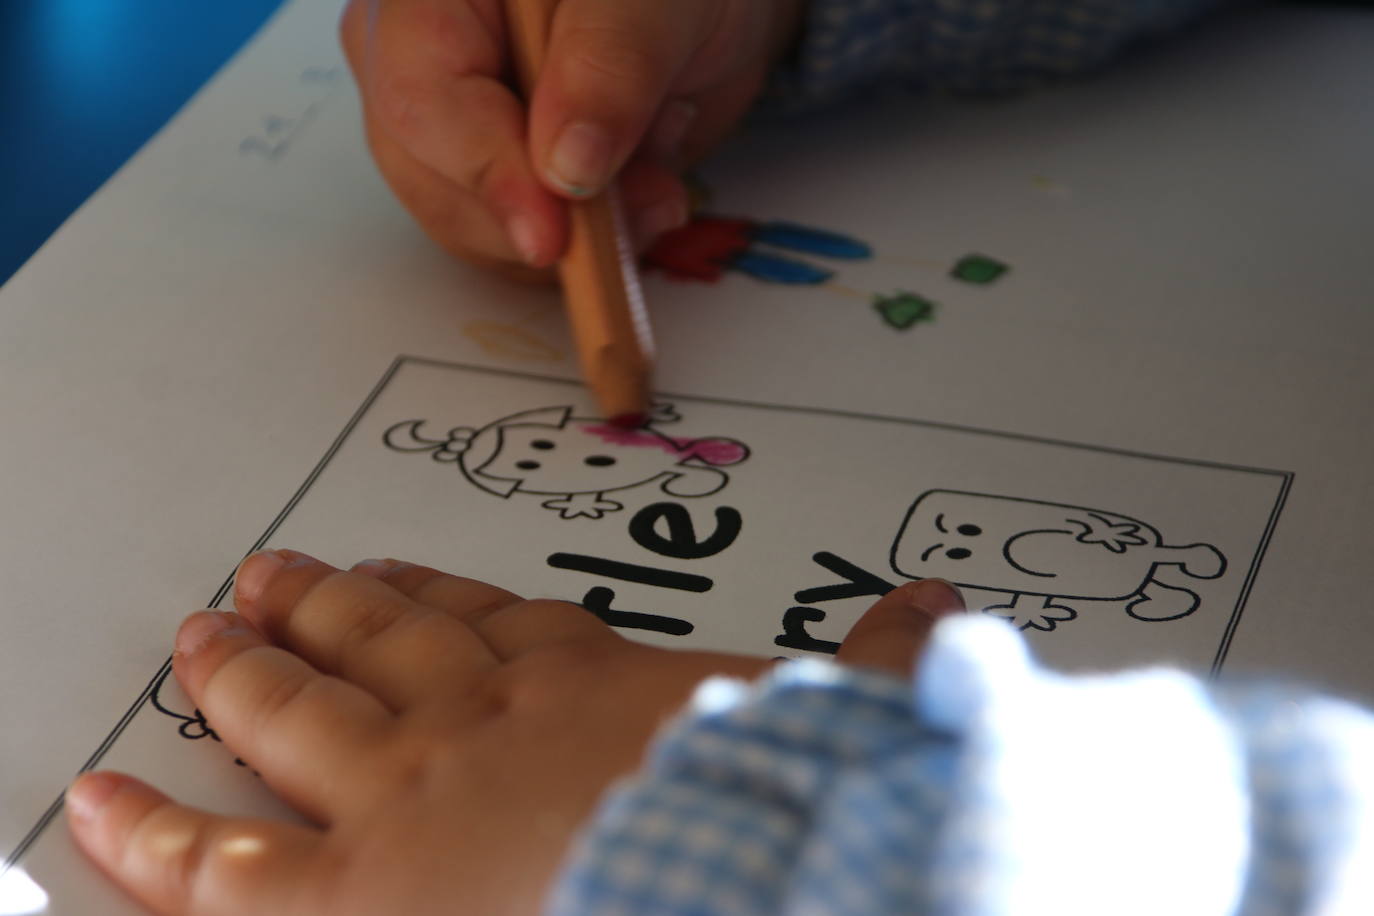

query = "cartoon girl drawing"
383;404;750;519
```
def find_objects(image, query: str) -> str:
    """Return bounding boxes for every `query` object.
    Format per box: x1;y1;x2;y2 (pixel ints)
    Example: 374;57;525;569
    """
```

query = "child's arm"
63;549;958;915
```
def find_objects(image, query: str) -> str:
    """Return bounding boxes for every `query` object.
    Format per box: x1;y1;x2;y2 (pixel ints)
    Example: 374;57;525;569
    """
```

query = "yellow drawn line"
462;320;563;363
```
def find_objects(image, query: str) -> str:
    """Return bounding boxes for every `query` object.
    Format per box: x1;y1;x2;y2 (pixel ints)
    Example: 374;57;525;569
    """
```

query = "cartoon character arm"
1066;512;1150;554
541;493;624;520
1126;580;1202;621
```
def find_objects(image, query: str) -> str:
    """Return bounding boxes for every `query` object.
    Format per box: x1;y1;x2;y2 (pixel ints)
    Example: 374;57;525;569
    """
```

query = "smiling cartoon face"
470;422;686;496
891;490;1171;600
384;405;749;518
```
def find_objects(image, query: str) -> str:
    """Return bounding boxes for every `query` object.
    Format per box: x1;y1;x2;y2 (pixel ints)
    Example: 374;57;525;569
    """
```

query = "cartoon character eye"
956;524;982;536
584;455;616;467
516;460;541;471
946;548;972;560
531;440;555;450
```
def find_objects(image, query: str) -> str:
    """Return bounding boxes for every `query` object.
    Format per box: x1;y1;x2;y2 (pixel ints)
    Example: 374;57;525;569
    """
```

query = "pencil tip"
609;412;647;429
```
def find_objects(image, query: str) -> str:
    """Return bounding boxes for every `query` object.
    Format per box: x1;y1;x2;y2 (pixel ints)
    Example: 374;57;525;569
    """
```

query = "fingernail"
548;121;613;196
633;198;688;246
66;771;125;822
351;558;412;579
649;100;698;161
907;579;965;618
235;549;314;607
506;213;544;267
235;550;287;607
175;611;238;656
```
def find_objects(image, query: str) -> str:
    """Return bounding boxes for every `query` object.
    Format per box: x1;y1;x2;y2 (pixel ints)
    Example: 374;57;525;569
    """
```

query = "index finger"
341;0;564;264
66;772;329;916
836;580;966;676
528;0;715;196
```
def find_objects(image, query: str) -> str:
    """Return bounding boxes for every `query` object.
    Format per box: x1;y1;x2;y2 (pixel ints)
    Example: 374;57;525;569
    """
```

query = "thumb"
529;0;711;197
836;580;966;677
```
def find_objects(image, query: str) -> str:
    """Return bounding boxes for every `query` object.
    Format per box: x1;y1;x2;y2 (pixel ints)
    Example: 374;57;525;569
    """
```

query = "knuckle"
199;829;278;895
295;572;404;661
382;563;448;596
333;599;407;663
447;669;509;719
245;663;318;742
695;0;756;66
499;641;607;709
562;24;666;89
519;597;591;618
485;596;597;645
479;669;540;721
373;74;428;139
445;588;525;625
370;77;504;194
175;826;219;906
464;156;499;200
126;804;214;903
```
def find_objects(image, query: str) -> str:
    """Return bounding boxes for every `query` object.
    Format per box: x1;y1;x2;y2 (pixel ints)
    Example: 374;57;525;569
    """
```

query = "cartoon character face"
384;404;750;519
891;490;1222;602
471;422;688;496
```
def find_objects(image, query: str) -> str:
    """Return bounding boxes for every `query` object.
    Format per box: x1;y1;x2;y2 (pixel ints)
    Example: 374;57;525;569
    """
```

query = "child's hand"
65;550;960;915
339;0;803;274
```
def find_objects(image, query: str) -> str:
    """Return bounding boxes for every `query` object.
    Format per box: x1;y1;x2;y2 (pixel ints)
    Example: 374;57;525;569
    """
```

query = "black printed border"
6;355;1294;871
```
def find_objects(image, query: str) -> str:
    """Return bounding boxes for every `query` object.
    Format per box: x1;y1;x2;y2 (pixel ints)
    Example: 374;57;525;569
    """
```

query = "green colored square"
951;254;1008;285
874;291;937;330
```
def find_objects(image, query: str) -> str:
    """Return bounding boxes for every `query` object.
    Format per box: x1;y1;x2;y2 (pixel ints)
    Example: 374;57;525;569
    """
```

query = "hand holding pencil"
340;0;803;417
340;0;803;269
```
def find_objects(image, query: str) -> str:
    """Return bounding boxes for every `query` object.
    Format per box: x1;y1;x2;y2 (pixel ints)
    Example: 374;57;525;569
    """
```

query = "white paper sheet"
2;0;1371;909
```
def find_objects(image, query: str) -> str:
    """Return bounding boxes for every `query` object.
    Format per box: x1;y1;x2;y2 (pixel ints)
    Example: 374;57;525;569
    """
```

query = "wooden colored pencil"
505;0;655;426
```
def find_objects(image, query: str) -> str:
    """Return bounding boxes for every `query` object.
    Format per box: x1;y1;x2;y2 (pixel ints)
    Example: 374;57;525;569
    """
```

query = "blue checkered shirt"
763;0;1222;112
548;617;1374;914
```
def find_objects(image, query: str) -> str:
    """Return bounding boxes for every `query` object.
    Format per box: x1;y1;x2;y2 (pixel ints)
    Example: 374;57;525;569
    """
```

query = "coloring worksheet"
18;357;1289;913
165;357;1284;668
2;0;1370;910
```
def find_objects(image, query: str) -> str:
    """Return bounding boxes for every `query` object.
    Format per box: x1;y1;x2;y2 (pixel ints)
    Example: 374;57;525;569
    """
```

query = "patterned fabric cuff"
1217;686;1374;913
546;659;955;915
549;617;1374;915
914;618;1250;914
761;0;1223;114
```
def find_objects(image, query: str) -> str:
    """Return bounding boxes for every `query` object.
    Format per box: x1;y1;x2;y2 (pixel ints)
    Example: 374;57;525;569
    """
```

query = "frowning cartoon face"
891;490;1224;602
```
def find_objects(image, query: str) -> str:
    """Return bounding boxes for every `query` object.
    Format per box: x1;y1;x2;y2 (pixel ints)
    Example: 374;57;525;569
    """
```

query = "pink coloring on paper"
583;424;747;467
680;437;747;466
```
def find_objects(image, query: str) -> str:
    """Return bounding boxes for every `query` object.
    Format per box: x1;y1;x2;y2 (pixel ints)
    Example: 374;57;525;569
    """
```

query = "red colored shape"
642;216;756;283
